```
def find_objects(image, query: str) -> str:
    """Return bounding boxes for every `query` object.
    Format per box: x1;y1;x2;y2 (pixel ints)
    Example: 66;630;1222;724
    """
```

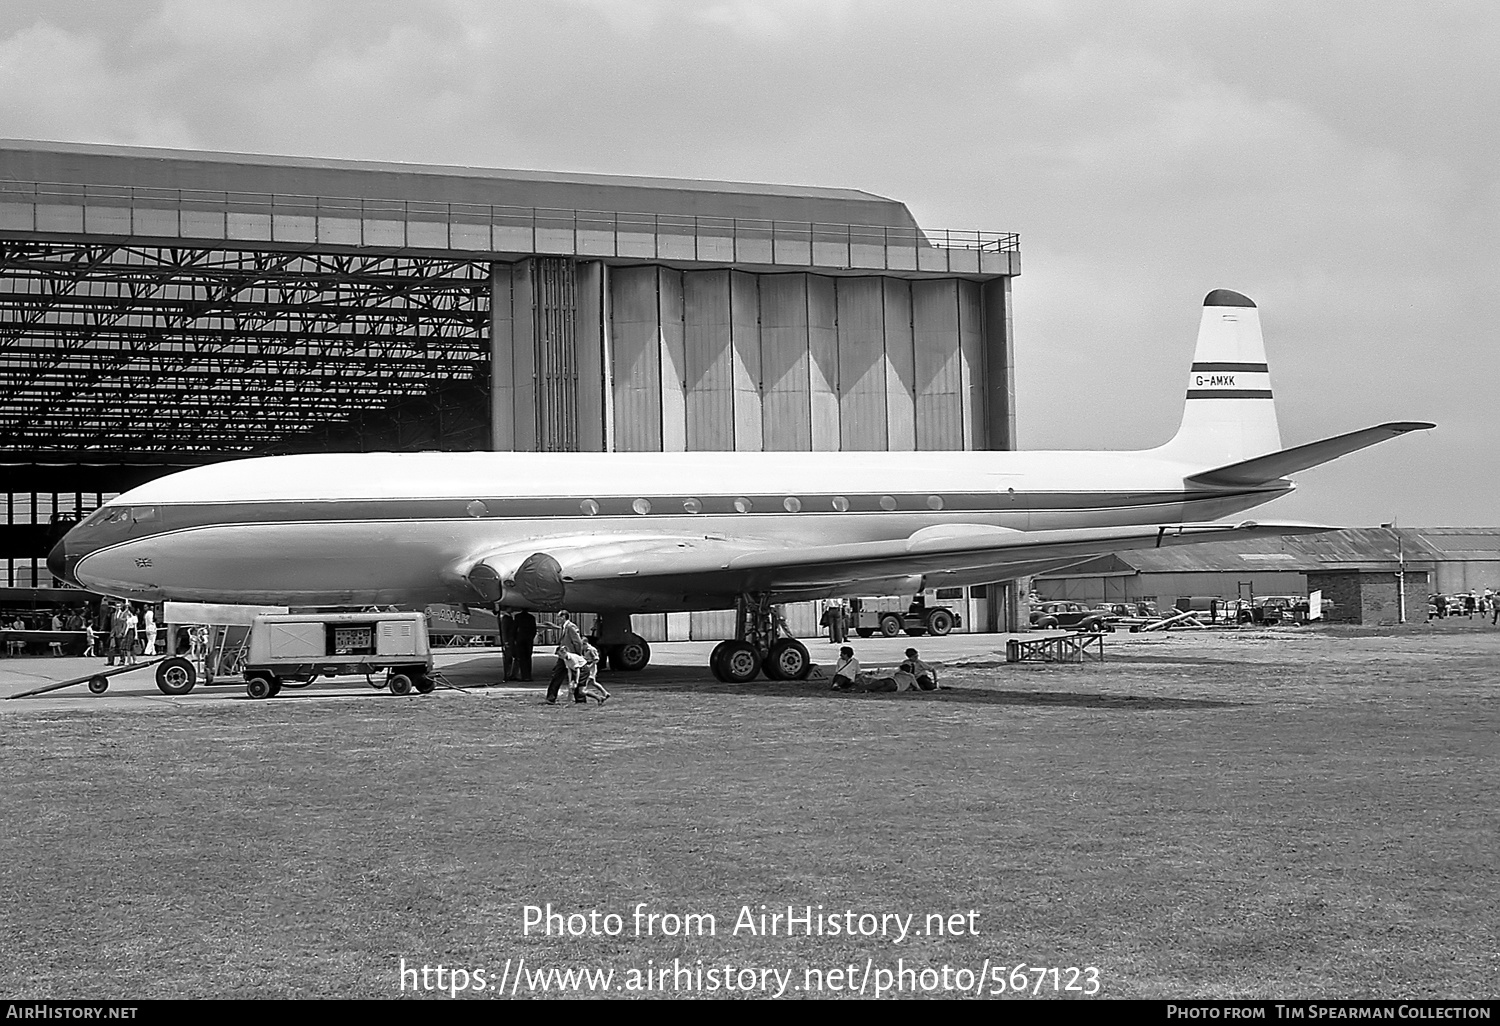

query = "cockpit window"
132;506;159;523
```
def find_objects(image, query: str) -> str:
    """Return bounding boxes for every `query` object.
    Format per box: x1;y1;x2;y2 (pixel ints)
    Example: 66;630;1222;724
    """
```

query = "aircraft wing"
457;521;1332;608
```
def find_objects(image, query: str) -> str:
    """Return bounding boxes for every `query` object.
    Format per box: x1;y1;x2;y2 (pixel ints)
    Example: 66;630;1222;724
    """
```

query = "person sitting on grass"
830;646;860;690
900;648;940;691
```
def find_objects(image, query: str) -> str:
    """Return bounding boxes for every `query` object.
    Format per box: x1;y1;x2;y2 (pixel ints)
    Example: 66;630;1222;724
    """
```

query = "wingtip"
1387;421;1436;433
1204;289;1256;308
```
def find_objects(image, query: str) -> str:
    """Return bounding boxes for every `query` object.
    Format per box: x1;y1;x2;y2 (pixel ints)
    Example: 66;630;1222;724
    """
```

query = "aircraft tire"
388;672;414;696
719;641;761;684
156;657;197;696
414;674;436;694
904;628;926;636
879;615;903;637
267;678;282;698
245;674;276;700
766;639;811;680
87;675;108;694
709;641;734;681
926;609;955;636
856;628;875;638
612;634;651;672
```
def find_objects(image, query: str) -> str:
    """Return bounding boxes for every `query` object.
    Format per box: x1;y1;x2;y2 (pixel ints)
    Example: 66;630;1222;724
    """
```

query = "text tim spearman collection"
523;903;980;944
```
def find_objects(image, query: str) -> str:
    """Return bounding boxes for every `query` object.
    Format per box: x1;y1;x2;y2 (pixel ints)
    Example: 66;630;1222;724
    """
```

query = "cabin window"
831;496;850;512
683;498;702;514
466;500;488;518
733;497;753;513
783;496;802;513
632;498;652;515
580;499;599;516
927;495;944;511
879;495;898;511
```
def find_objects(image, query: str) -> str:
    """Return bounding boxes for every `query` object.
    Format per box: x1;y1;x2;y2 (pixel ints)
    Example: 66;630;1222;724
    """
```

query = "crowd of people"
0;601;162;659
1428;589;1499;623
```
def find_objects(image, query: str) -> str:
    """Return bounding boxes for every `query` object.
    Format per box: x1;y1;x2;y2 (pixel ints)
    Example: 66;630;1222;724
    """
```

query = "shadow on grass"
436;661;1245;711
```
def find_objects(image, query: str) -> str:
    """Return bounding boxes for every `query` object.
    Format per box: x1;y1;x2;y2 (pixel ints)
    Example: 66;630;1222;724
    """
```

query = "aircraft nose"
46;537;71;585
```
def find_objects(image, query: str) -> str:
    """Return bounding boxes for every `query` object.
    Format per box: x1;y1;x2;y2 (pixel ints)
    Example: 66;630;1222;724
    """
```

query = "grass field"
1;624;1496;999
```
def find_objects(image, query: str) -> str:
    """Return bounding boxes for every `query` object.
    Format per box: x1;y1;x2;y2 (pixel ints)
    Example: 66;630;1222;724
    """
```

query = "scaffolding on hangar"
0;144;1021;634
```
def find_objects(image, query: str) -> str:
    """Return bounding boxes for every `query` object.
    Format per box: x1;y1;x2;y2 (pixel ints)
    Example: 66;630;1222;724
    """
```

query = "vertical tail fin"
1152;289;1282;466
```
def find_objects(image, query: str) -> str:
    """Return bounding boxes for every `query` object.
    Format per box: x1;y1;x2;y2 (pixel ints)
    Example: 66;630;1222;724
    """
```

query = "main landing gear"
709;594;811;683
589;612;651;673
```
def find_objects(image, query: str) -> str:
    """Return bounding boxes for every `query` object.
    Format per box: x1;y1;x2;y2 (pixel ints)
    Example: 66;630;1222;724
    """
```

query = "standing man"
545;609;587;705
513;608;537;681
498;612;518;682
107;602;127;665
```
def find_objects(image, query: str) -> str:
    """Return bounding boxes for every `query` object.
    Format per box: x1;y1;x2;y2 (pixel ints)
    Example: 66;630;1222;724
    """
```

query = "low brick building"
1306;570;1431;625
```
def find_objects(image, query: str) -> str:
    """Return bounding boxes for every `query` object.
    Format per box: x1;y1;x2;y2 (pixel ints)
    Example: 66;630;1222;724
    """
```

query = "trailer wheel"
87;675;109;694
414;674;436;694
856;628;875;638
388;672;414;696
926;608;956;636
246;674;276;700
879;614;903;637
156;657;197;696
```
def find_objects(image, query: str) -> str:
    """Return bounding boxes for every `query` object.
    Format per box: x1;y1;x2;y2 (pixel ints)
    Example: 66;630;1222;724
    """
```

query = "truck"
240;611;435;699
850;592;962;638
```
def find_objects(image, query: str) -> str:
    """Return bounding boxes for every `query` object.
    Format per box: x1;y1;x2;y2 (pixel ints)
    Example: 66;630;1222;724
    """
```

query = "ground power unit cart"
242;612;435;699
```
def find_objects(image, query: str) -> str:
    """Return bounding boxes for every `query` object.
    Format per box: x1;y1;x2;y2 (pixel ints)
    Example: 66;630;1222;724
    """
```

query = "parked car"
1030;601;1114;632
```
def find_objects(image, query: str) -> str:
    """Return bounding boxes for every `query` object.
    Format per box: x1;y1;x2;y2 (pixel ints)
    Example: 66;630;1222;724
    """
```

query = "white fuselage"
59;448;1288;608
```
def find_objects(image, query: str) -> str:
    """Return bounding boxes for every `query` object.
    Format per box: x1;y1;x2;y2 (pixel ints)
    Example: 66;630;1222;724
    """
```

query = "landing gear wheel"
87;675;109;694
155;656;197;696
709;641;734;680
765;639;811;680
245;674;276;700
388;672;414;696
717;641;761;683
611;634;651;672
926;609;955;636
879;614;903;637
414;674;436;694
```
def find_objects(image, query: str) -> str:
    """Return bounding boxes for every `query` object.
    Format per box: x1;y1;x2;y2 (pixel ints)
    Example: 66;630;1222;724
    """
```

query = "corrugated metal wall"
605;267;988;458
491;258;1010;642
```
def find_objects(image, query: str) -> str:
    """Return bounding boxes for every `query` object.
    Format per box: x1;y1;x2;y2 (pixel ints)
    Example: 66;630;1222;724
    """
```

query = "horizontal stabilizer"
1185;422;1434;488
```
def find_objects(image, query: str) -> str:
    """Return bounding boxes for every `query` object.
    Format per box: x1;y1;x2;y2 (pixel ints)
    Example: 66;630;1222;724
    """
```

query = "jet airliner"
49;290;1432;682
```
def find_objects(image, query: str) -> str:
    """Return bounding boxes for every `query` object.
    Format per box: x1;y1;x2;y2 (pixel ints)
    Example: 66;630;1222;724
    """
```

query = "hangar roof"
0;139;919;228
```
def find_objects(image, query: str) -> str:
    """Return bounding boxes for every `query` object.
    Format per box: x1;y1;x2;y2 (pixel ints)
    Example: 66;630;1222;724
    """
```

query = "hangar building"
0;140;1022;637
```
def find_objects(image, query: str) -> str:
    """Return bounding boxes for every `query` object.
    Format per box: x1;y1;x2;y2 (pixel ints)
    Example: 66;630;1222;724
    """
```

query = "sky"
1;0;1495;526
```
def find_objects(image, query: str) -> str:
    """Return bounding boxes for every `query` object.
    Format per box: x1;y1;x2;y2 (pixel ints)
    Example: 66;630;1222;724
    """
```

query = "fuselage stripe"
1184;389;1275;399
1189;362;1269;373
